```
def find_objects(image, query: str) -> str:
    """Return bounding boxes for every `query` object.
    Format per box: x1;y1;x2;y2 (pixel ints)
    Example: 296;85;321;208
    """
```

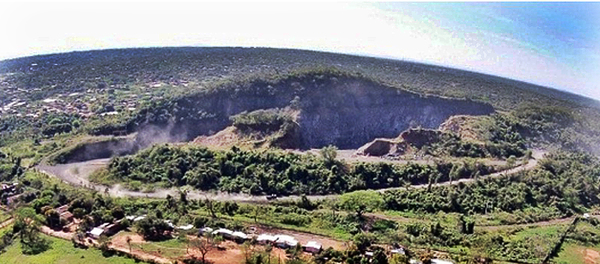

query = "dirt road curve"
37;149;545;202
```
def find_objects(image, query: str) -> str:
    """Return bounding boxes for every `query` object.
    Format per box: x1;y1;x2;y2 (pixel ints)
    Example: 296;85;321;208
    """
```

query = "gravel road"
37;149;546;203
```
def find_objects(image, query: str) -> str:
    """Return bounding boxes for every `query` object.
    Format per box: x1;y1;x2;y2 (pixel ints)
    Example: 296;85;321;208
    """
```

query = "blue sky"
1;2;599;99
373;2;600;99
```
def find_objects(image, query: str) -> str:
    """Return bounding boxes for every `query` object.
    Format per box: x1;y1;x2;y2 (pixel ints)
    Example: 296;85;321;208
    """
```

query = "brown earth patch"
584;248;600;264
439;115;485;142
194;126;243;149
111;233;177;264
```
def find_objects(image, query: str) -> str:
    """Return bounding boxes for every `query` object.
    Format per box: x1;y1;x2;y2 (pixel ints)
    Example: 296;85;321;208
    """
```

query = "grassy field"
511;224;564;240
0;234;140;264
0;210;11;222
554;243;600;264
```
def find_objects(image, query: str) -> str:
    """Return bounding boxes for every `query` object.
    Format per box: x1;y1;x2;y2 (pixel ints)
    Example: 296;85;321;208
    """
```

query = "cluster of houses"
86;214;195;239
87;215;143;239
199;227;323;254
0;182;17;196
0;79;151;120
89;221;125;239
75;213;455;263
55;204;74;223
1;182;25;207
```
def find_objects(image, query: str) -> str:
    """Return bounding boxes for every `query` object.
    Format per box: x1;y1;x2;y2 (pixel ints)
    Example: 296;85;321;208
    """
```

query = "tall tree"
191;234;216;263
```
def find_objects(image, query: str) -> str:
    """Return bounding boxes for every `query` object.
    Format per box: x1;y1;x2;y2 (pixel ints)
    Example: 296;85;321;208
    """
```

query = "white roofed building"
177;224;194;231
274;234;298;248
199;227;213;236
391;248;406;255
232;231;249;242
303;241;322;253
89;227;104;239
257;234;277;244
212;228;234;239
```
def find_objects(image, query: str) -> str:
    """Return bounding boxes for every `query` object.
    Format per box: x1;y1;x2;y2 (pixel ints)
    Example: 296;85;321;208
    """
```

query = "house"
391;248;406;255
125;215;146;222
583;213;591;219
88;222;124;239
55;204;73;222
165;220;175;229
177;224;194;231
6;193;24;207
55;204;69;213
89;227;105;239
257;234;277;245
199;227;213;236
274;235;298;248
0;183;17;194
104;222;124;236
59;211;74;222
212;228;234;240
232;231;248;243
303;241;322;253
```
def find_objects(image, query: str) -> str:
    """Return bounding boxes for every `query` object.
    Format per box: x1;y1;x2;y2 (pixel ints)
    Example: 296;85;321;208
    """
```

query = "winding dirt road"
37;149;545;203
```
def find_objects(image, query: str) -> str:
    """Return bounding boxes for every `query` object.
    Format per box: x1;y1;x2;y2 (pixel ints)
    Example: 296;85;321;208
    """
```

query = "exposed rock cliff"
136;74;495;150
59;73;494;163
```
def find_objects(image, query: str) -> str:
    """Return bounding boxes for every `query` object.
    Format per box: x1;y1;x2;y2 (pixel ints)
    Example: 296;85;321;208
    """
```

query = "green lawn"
0;234;140;264
511;224;564;240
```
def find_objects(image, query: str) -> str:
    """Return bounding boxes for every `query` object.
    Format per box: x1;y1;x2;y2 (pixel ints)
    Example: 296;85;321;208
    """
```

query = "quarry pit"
55;75;495;164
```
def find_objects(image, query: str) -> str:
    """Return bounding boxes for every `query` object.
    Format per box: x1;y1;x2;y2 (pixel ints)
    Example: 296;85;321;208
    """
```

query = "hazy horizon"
1;2;599;100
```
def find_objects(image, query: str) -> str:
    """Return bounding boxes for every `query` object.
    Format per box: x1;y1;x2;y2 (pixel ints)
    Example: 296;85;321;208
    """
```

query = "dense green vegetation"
0;113;81;147
230;108;294;135
98;144;499;195
382;151;599;217
0;151;23;181
0;149;597;264
423;127;525;159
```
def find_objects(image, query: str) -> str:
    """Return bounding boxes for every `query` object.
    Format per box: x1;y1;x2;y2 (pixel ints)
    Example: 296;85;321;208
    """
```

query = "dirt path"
477;216;576;231
298;149;433;165
37;149;546;203
40;225;74;240
111;232;290;264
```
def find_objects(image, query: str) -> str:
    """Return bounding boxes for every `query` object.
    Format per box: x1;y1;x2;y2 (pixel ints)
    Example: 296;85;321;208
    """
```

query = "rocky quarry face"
73;75;495;163
137;75;495;150
356;128;447;157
